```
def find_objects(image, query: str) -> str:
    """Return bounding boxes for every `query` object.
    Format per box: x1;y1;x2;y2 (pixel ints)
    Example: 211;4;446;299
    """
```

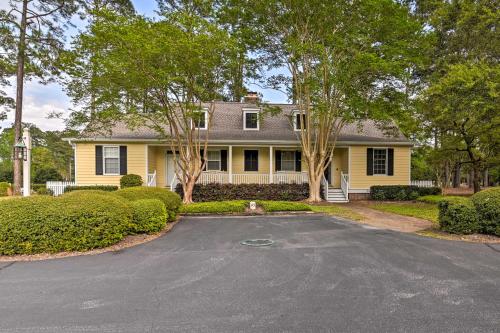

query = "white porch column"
228;145;233;183
269;146;273;184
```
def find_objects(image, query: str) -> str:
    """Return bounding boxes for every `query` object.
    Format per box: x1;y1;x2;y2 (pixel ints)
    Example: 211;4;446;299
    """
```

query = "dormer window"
243;110;259;130
293;111;307;131
192;109;208;130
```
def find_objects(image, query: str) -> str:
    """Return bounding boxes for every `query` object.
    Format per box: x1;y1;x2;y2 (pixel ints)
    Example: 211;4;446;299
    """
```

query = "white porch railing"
321;175;329;199
274;172;308;184
233;173;269;184
341;171;349;200
46;181;76;196
197;172;229;184
411;180;435;187
147;170;157;187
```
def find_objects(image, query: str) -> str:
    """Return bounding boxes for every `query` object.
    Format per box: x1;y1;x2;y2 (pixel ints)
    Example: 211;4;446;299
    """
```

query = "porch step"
326;187;348;203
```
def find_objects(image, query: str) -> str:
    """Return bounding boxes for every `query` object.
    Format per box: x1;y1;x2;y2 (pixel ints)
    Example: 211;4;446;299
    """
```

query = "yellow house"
67;100;412;202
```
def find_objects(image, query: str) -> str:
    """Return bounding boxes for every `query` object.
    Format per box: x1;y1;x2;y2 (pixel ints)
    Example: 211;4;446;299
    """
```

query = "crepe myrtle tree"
65;10;238;203
259;0;424;202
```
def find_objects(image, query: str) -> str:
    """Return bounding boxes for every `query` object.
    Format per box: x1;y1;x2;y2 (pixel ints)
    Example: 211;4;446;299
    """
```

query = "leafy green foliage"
256;201;311;212
370;186;441;201
130;199;167;234
438;198;479;234
33;167;63;183
471;187;500;236
115;187;182;221
180;201;248;214
120;174;143;188
0;193;133;255
176;183;311;202
417;195;463;204
0;182;10;197
64;185;118;193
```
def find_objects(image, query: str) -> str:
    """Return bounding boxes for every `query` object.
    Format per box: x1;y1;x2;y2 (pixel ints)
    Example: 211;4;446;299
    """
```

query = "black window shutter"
221;150;227;171
387;148;394;176
95;145;103;175
120;146;127;175
295;151;301;172
275;150;281;171
367;148;373;176
200;149;206;171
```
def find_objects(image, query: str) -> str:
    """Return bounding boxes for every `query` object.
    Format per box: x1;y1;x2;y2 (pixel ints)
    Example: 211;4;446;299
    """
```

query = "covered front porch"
146;145;350;201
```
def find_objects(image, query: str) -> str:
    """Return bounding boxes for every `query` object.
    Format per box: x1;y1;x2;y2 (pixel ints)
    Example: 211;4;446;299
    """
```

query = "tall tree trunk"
472;163;481;193
308;175;322;202
483;168;488;187
443;160;450;188
13;0;28;196
452;163;461;188
182;178;196;204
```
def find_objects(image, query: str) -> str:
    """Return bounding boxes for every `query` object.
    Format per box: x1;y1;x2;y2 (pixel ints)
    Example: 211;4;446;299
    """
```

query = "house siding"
349;145;410;190
75;143;147;186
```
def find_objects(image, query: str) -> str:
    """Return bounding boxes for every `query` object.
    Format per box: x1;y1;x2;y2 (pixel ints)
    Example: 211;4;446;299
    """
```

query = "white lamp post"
14;128;31;197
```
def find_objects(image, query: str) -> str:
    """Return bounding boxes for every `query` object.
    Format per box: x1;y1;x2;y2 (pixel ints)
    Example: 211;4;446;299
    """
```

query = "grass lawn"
370;202;439;223
309;204;364;221
179;200;248;214
417;195;463;204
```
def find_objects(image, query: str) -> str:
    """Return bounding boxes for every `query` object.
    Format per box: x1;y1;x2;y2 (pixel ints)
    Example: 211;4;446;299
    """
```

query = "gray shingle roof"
77;101;412;145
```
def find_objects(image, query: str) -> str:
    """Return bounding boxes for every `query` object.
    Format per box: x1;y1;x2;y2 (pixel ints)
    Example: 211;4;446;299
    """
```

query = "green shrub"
471;187;500;236
120;174;143;188
438;197;479;234
115;187;181;221
0;193;133;255
33;168;63;183
370;185;441;201
176;183;311;202
180;201;248;214
64;185;119;193
417;195;463;204
35;187;53;196
0;182;10;197
257;200;311;212
130;199;167;233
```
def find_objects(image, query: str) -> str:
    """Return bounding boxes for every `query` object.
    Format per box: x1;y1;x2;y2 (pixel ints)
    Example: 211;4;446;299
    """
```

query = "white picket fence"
46;181;76;196
411;180;435;188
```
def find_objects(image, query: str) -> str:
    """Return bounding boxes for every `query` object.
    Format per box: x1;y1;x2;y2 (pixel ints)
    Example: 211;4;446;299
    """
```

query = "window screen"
280;151;295;171
207;150;221;171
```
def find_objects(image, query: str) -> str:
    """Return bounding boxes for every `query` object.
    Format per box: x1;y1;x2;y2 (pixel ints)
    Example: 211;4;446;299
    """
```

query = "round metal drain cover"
240;239;274;247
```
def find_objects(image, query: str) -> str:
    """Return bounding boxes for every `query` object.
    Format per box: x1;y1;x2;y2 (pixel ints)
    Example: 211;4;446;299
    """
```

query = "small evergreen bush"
115;187;181;221
470;187;500;236
120;174;143;188
180;201;248;214
64;185;118;193
0;182;10;197
130;199;167;233
370;185;441;201
438;197;479;234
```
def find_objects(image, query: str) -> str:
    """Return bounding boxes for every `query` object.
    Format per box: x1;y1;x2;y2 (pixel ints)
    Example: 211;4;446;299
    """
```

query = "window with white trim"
243;110;259;130
281;151;295;171
293;112;306;131
193;110;208;129
373;148;387;175
206;150;221;171
103;146;120;175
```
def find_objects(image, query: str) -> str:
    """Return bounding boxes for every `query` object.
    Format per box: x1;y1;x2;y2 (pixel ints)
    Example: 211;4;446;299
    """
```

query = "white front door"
165;152;176;187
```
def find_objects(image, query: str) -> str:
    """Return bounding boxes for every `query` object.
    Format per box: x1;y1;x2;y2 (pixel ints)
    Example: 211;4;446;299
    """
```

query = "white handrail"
341;171;349;200
170;175;179;191
147;170;157;187
321;175;329;200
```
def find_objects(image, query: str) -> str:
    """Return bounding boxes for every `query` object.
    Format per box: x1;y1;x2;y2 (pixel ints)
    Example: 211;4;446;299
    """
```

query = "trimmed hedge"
176;183;311;202
257;200;311;212
115;187;182;221
120;174;143;188
130;199;167;233
370;185;441;201
180;200;248;214
0;182;10;197
438;197;479;235
64;185;118;193
471;187;500;236
0;193;132;255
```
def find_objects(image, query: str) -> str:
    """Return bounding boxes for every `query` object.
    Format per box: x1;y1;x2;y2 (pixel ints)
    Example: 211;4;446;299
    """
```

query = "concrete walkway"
346;202;434;232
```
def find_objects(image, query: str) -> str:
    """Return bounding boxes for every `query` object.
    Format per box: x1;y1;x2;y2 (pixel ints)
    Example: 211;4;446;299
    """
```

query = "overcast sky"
1;1;286;132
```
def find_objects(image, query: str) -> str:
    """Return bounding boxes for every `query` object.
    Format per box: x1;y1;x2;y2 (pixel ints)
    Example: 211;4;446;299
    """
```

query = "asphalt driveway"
0;215;499;333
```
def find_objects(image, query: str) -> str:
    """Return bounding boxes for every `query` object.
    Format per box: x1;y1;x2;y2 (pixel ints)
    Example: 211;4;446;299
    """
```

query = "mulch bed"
0;219;180;262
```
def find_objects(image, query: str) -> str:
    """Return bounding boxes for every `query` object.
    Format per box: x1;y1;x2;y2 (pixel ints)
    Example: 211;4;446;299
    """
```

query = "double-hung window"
244;150;259;171
206;150;221;171
244;110;259;130
280;151;295;171
373;148;387;175
103;146;120;175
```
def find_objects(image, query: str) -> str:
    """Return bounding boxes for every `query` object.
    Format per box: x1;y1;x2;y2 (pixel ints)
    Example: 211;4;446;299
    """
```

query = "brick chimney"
243;91;260;104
